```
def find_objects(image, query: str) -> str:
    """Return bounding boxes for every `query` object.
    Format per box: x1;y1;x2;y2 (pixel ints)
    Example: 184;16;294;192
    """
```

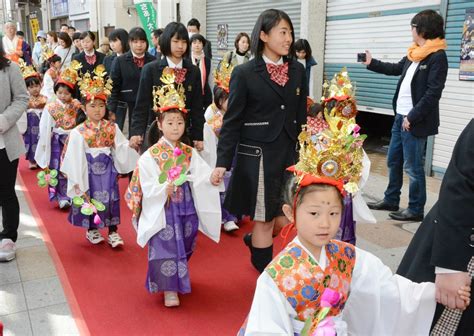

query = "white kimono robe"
244;237;436;336
60;123;140;198
133;141;222;248
200;104;221;168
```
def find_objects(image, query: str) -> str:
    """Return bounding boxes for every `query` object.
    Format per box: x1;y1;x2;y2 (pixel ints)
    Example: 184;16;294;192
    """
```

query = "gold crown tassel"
77;64;113;101
58;60;83;88
152;68;187;113
40;46;55;62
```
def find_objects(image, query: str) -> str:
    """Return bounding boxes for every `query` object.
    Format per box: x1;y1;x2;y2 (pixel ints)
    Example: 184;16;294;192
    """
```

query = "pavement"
0;152;442;335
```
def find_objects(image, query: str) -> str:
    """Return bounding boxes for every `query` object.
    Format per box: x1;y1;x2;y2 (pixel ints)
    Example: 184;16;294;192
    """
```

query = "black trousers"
0;149;20;242
115;101;135;134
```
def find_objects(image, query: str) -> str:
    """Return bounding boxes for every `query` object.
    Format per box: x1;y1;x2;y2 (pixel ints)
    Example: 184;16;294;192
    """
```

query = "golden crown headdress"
78;64;113;101
18;59;40;80
40;46;56;62
57;60;82;89
152;67;187;113
289;112;366;195
213;60;234;93
321;67;358;119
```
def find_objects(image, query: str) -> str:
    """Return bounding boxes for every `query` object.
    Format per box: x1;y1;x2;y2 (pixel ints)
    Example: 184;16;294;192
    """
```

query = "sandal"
164;291;180;307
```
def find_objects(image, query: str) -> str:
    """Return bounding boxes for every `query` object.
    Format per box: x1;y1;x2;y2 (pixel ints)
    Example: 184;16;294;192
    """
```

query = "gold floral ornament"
40;46;56;62
291;112;366;195
18;59;40;80
152;67;187;113
213;60;234;93
77;64;113;102
322;67;358;120
57;60;83;89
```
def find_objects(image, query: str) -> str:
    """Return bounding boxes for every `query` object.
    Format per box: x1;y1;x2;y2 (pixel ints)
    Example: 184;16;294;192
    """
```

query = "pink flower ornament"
173;147;183;157
167;165;183;180
320;288;341;308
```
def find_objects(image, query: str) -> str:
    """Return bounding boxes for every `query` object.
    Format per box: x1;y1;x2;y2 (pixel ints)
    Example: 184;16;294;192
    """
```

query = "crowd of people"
0;8;472;335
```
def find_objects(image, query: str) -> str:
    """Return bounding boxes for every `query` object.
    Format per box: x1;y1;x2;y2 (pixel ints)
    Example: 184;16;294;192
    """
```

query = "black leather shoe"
243;233;252;249
389;209;424;222
367;200;399;211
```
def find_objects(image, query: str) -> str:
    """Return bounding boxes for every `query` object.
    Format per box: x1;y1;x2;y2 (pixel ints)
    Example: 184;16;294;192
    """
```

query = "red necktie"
133;56;145;68
266;62;289;87
174;68;188;84
85;53;96;65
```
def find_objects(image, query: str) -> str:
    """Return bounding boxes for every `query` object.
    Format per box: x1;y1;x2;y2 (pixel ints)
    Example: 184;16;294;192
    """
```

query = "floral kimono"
23;94;47;164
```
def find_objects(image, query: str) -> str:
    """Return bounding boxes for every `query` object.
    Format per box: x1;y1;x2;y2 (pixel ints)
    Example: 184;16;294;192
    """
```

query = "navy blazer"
216;56;308;169
367;49;448;137
72;50;106;75
108;51;156;112
130;57;204;140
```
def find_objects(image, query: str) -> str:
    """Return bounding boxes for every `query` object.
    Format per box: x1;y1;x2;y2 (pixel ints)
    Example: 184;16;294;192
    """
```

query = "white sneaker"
107;232;124;248
86;229;104;244
0;239;16;262
59;199;71;209
223;221;239;232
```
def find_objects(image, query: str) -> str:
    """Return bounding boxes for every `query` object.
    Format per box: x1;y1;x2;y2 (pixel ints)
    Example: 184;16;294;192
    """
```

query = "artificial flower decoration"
301;288;341;336
36;168;58;194
40;46;56;62
158;147;188;187
77;64;113;102
152;68;187;113
322;67;358;119
72;194;106;225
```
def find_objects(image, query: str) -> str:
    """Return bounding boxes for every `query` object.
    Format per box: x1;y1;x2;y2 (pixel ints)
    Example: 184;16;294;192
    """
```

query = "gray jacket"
0;62;29;161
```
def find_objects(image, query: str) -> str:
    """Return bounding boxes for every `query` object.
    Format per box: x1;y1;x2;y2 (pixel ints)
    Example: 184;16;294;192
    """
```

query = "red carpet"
18;158;283;335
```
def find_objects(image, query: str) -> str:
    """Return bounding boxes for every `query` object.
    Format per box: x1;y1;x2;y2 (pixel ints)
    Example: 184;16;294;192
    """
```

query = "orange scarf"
407;38;447;62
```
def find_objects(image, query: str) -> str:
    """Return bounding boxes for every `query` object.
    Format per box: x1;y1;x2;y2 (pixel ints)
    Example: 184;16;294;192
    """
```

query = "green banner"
135;0;157;45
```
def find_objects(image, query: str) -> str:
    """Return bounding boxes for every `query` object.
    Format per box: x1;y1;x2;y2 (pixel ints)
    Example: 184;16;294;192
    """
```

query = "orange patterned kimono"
48;99;83;130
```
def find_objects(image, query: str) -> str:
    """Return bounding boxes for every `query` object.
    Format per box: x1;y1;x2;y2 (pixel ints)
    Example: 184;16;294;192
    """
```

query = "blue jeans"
384;114;426;215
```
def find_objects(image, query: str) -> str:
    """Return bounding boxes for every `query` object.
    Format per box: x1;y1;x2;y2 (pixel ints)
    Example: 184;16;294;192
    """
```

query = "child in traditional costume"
240;114;471;335
40;47;62;102
35;60;83;209
61;65;139;247
201;60;239;232
18;59;48;169
125;70;221;307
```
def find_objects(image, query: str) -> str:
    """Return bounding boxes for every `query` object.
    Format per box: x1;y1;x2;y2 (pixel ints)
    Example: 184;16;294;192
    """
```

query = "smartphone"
357;53;367;62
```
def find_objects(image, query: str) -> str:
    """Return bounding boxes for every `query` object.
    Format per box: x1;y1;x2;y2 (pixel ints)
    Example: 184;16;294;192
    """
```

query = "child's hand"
193;141;204;151
166;183;175;197
74;184;81;195
210;167;226;186
457;285;471;310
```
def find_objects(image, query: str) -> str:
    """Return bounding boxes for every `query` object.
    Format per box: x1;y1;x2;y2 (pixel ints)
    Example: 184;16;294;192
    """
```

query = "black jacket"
72;50;106;75
130;57;204;140
108;51;156;113
216;56;307;169
188;55;212;109
367;49;448;137
398;119;474;280
103;53;117;75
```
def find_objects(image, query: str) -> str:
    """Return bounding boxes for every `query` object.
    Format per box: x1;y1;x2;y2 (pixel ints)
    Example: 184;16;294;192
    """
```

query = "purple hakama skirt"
335;194;356;245
23;111;40;164
145;181;199;294
68;153;120;229
48;132;70;203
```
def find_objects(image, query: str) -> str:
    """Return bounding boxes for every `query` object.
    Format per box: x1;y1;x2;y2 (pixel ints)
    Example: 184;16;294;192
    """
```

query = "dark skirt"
68;153;120;229
23;111;40;163
224;130;297;222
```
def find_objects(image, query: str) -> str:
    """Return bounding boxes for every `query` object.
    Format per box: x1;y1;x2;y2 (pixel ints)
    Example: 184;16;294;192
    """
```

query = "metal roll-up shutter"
206;0;302;67
431;0;474;174
324;0;441;116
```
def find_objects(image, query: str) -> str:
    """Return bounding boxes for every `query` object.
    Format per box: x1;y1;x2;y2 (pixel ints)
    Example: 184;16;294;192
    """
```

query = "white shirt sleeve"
60;128;89;197
112;124;140;174
34;106;54;168
342;247;436;335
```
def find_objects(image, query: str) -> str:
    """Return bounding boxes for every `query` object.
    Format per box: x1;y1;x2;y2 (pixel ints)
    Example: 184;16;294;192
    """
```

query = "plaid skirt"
224;130;297;222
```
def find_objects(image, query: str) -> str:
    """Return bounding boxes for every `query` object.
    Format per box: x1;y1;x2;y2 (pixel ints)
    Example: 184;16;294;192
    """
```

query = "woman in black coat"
129;22;203;150
108;27;155;132
189;33;212;113
211;9;307;273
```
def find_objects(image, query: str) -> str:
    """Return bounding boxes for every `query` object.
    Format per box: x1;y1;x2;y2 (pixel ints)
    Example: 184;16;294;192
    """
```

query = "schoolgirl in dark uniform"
211;9;307;272
129;22;204;151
